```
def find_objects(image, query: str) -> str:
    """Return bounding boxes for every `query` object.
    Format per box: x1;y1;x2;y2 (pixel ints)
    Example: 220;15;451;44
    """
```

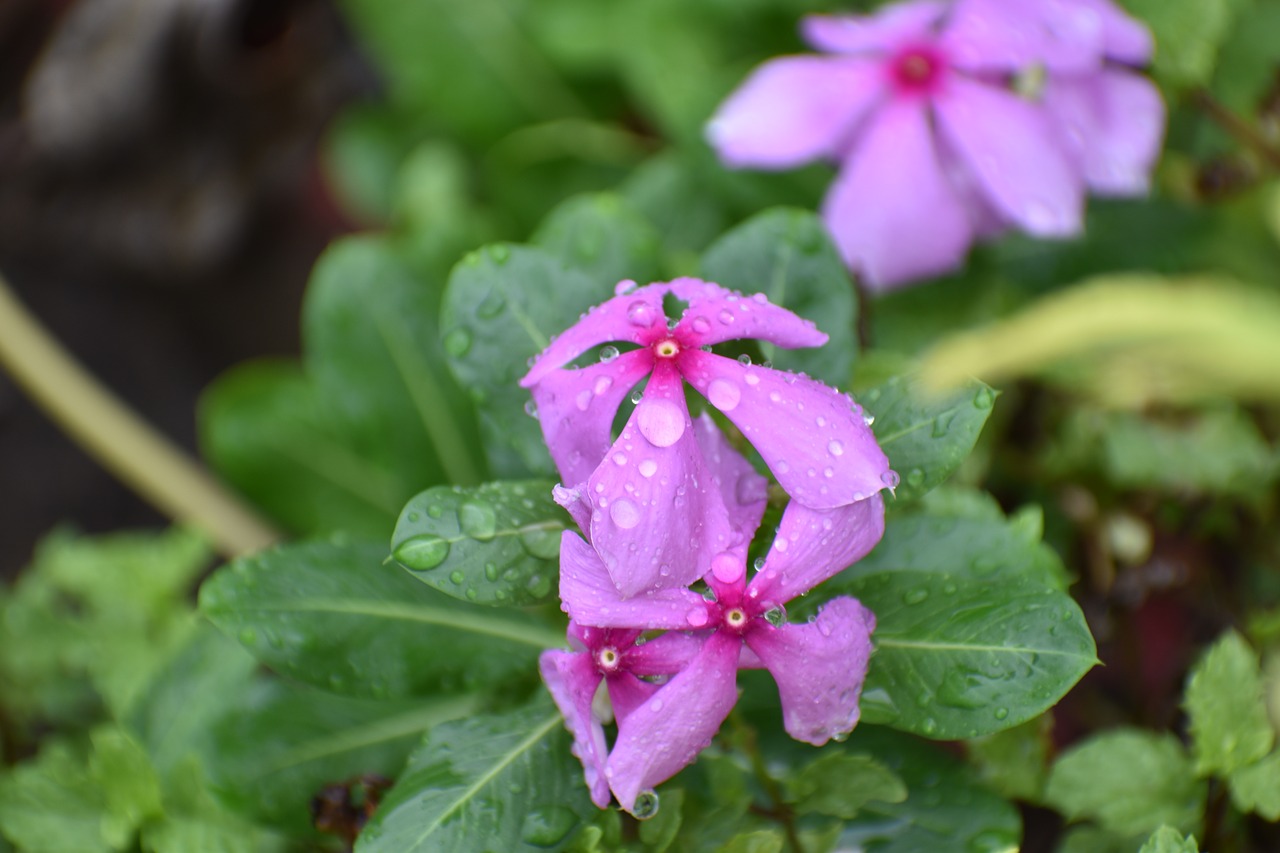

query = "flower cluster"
523;277;893;813
707;0;1165;290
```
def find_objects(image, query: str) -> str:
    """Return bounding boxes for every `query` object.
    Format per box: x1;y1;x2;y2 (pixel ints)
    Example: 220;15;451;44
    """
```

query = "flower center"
596;646;621;673
653;338;681;359
889;45;945;94
724;608;749;631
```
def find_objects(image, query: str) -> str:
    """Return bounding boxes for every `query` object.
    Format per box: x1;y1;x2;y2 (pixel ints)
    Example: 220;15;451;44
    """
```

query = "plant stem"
1191;88;1280;172
0;270;281;557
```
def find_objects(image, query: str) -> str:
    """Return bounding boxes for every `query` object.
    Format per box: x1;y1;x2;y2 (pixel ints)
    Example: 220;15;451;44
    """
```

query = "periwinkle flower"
521;278;889;596
558;492;885;813
707;0;1164;290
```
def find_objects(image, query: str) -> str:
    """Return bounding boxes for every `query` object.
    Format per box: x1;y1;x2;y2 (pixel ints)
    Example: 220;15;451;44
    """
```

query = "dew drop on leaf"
394;534;450;570
458;501;498;541
443;327;472;357
520;805;578;847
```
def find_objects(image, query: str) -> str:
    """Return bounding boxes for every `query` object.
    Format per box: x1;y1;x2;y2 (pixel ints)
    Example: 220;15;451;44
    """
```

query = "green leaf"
966;715;1053;803
391;480;567;606
837;570;1096;739
863;375;996;503
835;510;1069;590
205;677;475;833
1228;750;1280;820
199;539;561;699
920;275;1280;406
0;741;113;853
1059;827;1148;853
1184;630;1274;776
88;727;164;848
532;192;664;289
304;235;485;489
831;726;1022;853
1138;826;1202;853
1045;729;1205;837
140;756;286;853
700;207;857;387
717;831;784;853
200;360;401;537
441;244;606;475
355;699;593;853
783;753;907;819
621;152;730;259
1119;0;1238;86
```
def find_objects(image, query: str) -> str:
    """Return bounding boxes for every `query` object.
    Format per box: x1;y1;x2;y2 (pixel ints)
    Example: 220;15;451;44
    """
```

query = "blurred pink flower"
707;0;1164;290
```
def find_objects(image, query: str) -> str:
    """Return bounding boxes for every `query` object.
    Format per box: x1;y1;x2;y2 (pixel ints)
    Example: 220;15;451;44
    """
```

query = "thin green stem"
0;270;281;557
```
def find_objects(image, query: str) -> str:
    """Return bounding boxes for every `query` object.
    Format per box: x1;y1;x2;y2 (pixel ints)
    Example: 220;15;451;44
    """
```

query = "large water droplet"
686;606;709;628
609;499;641;529
706;378;741;411
599;345;620;364
636;399;686;447
627;301;655;327
710;552;743;584
638;459;658;478
394;534;451;570
443;328;472;357
881;470;901;491
973;387;995;409
520;805;578;847
520;527;561;560
718;309;735;325
459;501;498;541
690;315;712;335
631;790;660;820
736;353;751;366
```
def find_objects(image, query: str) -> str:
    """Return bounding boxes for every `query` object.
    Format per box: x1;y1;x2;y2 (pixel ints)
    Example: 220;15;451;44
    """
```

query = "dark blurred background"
0;0;376;578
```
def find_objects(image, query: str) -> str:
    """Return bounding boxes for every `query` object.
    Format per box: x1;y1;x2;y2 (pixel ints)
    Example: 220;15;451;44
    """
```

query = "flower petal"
553;484;593;539
669;277;829;350
627;631;707;676
821;98;976;289
680;350;890;507
748;495;886;607
606;631;741;814
706;56;884;169
943;0;1101;73
1084;0;1153;64
585;363;734;596
935;77;1083;237
1042;70;1164;196
559;531;710;630
802;3;946;54
606;672;660;723
531;350;653;485
540;649;610;808
521;283;665;387
692;413;768;562
745;596;876;746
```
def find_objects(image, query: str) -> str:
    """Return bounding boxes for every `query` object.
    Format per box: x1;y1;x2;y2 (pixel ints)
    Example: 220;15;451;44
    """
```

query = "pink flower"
706;0;1164;290
521;278;890;597
557;494;885;813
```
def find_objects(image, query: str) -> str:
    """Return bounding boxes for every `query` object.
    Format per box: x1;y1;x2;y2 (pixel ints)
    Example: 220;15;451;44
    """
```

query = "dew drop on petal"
828;439;844;457
638;459;658;478
690;315;712;335
612;452;628;466
711;552;744;584
599;345;620;364
615;279;638;296
737;353;751;366
575;390;593;411
593;375;614;395
609;498;641;529
773;538;789;553
636;399;686;447
627;301;655;327
718;309;735;325
706;378;741;411
686;607;709;628
744;372;760;386
881;470;901;490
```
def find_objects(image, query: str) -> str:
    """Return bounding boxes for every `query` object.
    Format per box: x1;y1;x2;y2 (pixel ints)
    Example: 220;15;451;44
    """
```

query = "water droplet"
609;499;641;529
449;569;465;585
932;411;956;436
394;534;450;570
631;790;660;820
711;552;743;583
690;315;712;335
763;606;787;626
638;459;658;478
906;468;926;488
612;452;628;466
476;291;506;319
593;376;613;395
520;527;561;560
881;470;901;491
484;562;498;581
718;309;735;325
627;301;655;327
636;399;686;447
706;378;741;411
238;628;257;645
523;400;539;419
862;413;876;427
599;345;620;364
973;387;995;409
443;327;472;357
489;244;511;263
994;707;1009;720
575;390;592;411
630;390;643;405
615;279;638;296
828;439;844;457
736;353;751;366
458;501;498;541
520;805;578;847
773;537;789;553
903;587;930;605
686;607;709;628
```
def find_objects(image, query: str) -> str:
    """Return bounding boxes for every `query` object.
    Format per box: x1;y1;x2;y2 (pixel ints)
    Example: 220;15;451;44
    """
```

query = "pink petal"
553;484;593;539
802;3;947;54
521;283;666;387
606;672;660;722
935;77;1083;237
943;0;1101;73
1042;70;1164;196
691;413;768;567
540;649;611;808
585;363;735;596
748;495;886;607
745;597;876;746
679;350;890;508
1072;0;1153;64
626;631;708;676
559;531;710;630
669;277;829;350
706;56;884;169
606;631;742;814
821;98;975;289
531;350;653;485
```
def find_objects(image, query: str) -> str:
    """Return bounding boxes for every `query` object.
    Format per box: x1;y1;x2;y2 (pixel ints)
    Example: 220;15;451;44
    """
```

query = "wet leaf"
391;480;567;606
